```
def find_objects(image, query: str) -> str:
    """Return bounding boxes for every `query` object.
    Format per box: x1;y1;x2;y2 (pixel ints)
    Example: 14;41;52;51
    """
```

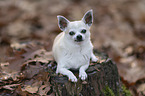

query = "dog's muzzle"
75;35;83;42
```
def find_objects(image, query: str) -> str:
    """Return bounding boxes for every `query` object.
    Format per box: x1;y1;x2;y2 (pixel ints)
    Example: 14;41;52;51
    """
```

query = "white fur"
52;10;98;82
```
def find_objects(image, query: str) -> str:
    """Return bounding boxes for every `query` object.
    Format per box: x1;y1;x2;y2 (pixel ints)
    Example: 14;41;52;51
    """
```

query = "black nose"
76;35;82;41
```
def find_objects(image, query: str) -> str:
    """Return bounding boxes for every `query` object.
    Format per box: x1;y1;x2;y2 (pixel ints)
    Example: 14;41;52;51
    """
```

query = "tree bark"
49;51;121;96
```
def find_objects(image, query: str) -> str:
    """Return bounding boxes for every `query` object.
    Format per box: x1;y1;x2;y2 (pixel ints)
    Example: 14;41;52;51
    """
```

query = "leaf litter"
0;0;145;95
0;43;54;95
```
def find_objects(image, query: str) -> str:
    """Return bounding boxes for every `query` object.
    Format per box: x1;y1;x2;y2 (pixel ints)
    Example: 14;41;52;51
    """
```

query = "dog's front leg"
56;67;77;82
91;51;98;62
79;64;89;80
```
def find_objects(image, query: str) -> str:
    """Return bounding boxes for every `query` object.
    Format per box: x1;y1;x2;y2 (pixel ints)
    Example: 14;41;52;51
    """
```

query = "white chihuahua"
52;10;98;82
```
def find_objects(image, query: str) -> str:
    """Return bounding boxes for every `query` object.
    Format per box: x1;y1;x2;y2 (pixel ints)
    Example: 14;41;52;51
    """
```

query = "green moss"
102;85;132;96
122;85;132;96
102;86;115;96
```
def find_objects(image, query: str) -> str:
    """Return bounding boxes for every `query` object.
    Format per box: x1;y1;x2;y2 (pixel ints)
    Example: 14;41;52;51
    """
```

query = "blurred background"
0;0;145;95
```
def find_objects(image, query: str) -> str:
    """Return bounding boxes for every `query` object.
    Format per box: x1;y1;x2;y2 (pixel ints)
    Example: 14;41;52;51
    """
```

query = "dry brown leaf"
22;62;43;79
11;42;27;49
22;79;40;93
0;84;20;90
13;85;31;96
99;59;106;63
7;51;25;73
124;46;134;56
22;45;53;61
23;85;38;93
1;60;23;82
38;85;51;95
22;48;45;60
137;83;145;95
22;71;51;95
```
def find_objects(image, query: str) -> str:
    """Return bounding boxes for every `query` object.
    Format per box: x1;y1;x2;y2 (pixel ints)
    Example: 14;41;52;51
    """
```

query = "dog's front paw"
68;74;77;82
79;72;87;81
91;56;98;62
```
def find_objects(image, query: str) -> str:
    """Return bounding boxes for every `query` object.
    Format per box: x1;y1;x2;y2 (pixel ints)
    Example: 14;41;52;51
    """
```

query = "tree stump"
48;51;121;96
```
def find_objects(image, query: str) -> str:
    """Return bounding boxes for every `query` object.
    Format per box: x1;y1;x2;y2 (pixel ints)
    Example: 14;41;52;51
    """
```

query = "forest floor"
0;0;145;95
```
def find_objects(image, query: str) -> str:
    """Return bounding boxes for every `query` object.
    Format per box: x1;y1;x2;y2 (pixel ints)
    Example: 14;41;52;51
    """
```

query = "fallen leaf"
137;83;145;95
23;85;38;93
0;84;20;90
22;62;43;79
124;46;134;56
38;85;51;95
13;85;33;96
99;59;106;63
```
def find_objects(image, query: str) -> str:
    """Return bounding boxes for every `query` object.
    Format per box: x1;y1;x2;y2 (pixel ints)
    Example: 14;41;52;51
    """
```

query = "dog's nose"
77;35;82;41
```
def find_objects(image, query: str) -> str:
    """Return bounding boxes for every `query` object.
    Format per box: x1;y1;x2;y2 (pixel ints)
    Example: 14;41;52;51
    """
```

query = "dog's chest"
64;48;91;69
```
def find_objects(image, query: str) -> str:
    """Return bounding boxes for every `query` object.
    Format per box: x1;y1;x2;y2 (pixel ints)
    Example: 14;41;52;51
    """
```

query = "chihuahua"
52;10;98;82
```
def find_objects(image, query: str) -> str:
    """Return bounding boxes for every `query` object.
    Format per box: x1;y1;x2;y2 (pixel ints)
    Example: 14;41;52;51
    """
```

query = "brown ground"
0;0;145;95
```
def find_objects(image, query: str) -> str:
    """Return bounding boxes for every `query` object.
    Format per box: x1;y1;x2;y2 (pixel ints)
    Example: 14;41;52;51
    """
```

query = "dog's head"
57;10;93;44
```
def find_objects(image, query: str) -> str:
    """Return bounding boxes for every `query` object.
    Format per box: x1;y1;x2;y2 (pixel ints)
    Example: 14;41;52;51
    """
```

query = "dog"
52;9;98;82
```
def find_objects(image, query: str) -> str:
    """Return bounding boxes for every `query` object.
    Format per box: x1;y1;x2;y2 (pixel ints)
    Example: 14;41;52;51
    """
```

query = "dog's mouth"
74;39;84;42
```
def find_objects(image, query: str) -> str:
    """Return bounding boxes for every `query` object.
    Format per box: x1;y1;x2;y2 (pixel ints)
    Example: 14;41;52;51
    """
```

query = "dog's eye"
81;29;86;34
69;31;75;36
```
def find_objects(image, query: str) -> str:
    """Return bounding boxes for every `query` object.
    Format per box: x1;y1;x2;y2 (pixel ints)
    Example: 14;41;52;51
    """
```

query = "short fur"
52;10;98;82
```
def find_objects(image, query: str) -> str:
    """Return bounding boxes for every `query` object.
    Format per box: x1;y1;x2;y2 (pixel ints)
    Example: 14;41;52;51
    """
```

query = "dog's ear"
57;15;70;31
82;9;93;27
